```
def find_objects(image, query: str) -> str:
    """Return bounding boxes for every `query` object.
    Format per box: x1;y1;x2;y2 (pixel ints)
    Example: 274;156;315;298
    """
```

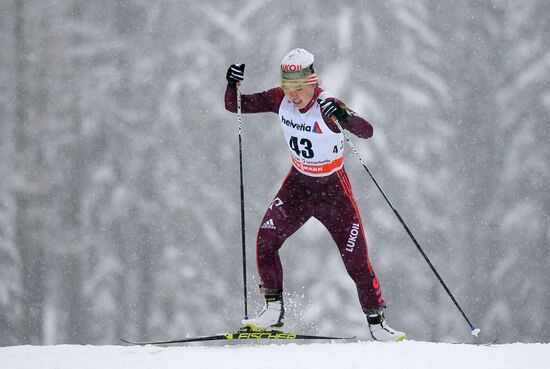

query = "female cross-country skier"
224;48;406;342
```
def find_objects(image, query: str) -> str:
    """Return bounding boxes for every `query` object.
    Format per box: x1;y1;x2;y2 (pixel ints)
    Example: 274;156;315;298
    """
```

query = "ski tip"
121;338;149;346
481;337;499;346
469;337;499;346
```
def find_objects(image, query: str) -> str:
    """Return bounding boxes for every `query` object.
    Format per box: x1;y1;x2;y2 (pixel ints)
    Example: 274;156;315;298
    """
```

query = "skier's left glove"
319;98;351;124
226;64;245;87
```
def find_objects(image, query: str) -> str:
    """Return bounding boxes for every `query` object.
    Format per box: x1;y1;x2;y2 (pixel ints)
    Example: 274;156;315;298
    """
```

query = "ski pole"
237;81;248;320
326;106;480;337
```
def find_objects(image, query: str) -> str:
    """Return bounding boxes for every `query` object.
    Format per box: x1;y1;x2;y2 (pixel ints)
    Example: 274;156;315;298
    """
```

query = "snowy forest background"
1;0;549;345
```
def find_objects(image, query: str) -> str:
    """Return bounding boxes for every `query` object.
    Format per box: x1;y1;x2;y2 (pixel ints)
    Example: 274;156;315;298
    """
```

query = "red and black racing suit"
225;84;385;313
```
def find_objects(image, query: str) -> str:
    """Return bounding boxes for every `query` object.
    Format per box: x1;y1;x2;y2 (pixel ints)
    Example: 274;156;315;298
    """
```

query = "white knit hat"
280;48;317;90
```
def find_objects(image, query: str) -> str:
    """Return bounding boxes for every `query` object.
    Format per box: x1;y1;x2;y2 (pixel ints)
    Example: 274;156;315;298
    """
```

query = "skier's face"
284;84;315;109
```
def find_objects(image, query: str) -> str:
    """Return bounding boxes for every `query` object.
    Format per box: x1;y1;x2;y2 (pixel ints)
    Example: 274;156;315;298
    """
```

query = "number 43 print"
289;136;314;158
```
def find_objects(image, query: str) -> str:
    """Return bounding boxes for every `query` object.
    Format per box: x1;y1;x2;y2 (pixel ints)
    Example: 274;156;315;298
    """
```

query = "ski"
454;337;499;346
403;337;499;346
121;329;355;345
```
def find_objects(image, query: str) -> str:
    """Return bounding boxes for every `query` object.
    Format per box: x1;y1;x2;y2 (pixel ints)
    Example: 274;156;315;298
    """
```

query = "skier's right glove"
226;64;245;87
319;98;351;124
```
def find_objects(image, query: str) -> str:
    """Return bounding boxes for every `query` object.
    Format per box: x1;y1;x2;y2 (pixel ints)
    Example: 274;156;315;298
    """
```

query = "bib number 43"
289;136;314;158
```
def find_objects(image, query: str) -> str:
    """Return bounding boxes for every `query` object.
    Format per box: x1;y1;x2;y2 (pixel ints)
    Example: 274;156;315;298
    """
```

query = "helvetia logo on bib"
281;116;323;134
313;122;323;134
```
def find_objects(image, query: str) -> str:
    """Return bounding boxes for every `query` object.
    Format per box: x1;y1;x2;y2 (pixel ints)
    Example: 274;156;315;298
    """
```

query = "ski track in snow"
1;341;548;369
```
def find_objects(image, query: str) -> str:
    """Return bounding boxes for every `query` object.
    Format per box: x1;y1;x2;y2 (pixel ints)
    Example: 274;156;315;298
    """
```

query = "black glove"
319;98;351;123
226;64;245;87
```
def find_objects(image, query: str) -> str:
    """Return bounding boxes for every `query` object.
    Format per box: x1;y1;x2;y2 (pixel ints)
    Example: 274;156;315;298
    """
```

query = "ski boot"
242;289;284;331
367;309;406;342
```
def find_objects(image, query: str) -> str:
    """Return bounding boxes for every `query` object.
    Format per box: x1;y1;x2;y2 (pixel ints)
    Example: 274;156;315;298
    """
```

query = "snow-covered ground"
1;341;548;369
